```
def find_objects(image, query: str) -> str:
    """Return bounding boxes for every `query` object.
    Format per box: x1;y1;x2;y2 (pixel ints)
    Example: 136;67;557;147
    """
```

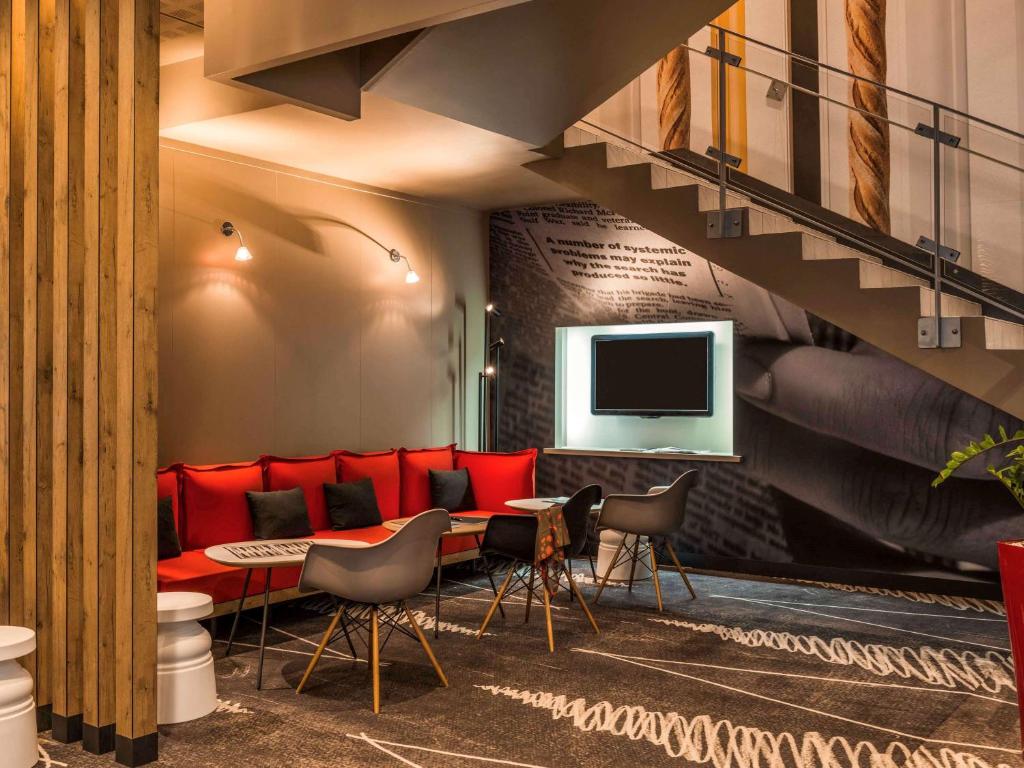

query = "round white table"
157;592;217;724
0;626;37;768
205;538;371;689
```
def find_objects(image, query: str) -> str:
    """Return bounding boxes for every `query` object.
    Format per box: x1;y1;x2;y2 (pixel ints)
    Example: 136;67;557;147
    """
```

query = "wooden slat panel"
49;0;72;723
37;0;60;713
129;0;158;738
62;0;86;726
0;0;13;629
79;0;104;741
113;0;136;739
11;1;39;671
91;0;118;738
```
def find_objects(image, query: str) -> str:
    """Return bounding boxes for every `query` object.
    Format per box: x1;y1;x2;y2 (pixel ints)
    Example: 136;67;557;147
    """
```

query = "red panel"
998;541;1024;750
397;445;455;518
334;449;401;521
181;462;263;550
157;463;182;529
454;449;537;513
263;454;335;531
157;550;271;604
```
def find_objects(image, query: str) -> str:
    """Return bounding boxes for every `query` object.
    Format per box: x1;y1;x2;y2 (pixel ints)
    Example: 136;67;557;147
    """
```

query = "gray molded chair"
592;470;699;611
295;508;451;713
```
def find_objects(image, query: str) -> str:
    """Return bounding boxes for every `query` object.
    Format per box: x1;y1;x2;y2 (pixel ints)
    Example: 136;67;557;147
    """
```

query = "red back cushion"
455;449;537;513
181;462;263;550
263;454;335;531
398;445;455;517
335;450;401;521
157;464;182;528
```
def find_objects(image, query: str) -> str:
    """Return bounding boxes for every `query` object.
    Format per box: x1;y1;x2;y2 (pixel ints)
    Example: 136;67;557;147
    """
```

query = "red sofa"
156;445;537;611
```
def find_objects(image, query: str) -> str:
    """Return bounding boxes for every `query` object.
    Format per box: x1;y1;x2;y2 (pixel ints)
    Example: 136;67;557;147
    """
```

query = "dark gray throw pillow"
429;467;476;512
157;496;182;560
245;487;314;540
324;478;383;530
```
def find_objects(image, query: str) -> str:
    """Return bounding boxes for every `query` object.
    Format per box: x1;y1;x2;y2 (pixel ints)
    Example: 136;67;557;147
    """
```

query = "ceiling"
157;0;571;211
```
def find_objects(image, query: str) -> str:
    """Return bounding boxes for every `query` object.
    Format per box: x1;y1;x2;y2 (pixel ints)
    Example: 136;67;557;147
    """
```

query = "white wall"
157;143;488;465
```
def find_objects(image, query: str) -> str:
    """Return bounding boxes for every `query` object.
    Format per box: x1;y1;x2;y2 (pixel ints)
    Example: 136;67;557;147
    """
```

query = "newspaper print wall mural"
488;201;1024;588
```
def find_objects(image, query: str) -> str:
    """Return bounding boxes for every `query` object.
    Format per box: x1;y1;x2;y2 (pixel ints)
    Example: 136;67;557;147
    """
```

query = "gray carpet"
42;569;1020;767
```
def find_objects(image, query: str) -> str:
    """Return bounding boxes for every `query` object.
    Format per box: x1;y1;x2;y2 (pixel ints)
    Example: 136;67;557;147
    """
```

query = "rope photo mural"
657;46;691;151
845;0;892;233
488;201;1022;587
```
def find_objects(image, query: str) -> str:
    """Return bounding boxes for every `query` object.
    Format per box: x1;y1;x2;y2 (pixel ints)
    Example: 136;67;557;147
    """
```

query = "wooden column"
11;0;40;701
1;0;158;764
113;0;158;762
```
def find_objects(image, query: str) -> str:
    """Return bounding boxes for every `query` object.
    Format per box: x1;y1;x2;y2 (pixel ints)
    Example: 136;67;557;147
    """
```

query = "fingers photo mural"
488;202;1024;584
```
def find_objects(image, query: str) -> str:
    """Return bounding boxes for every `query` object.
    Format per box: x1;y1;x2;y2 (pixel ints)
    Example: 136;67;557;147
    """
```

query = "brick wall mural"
488;201;1023;587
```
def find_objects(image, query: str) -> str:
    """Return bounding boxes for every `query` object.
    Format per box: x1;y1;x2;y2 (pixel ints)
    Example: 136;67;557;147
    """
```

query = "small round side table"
0;625;38;768
157;592;217;724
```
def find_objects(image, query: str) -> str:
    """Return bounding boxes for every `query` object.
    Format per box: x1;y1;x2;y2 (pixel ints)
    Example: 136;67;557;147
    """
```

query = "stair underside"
524;130;1024;420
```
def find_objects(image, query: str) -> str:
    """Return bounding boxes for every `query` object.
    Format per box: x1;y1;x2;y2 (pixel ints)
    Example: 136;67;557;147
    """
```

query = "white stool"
596;529;652;582
0;626;38;768
157;592;217;725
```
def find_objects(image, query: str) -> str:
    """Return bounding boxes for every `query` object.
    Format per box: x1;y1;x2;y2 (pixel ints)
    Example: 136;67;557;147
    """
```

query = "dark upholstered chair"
475;486;601;652
561;484;602;583
295;508;451;713
593;470;699;611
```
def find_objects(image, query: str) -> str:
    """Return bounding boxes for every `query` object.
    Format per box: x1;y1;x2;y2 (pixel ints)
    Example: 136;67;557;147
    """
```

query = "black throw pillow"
157;496;182;560
245;487;314;540
324;478;383;530
429;467;476;512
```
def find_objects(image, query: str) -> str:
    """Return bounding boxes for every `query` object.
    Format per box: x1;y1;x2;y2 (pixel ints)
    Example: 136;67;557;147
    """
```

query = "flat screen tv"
591;332;713;417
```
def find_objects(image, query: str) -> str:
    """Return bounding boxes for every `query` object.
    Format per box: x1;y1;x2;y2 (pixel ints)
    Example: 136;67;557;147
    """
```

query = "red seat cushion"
181;462;264;550
398;445;454;517
335;450;401;521
157;464;182;529
157;550;272;605
455;449;537;513
263;454;335;531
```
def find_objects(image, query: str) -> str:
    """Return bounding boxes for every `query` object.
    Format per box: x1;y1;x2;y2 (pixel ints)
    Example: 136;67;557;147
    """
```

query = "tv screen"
591;332;713;416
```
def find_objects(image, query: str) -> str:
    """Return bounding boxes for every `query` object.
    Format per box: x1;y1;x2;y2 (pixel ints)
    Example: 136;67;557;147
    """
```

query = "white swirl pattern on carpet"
648;617;1015;694
796;582;1005;616
474;685;1015;768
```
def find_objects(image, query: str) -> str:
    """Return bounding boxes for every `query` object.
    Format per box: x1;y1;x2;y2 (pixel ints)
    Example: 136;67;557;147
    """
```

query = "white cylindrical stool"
596;529;652;582
0;626;38;768
157;592;217;725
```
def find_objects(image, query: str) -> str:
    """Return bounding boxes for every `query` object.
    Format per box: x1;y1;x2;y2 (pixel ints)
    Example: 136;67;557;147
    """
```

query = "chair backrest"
596;470;699;537
298;508;451;605
562;484;602;557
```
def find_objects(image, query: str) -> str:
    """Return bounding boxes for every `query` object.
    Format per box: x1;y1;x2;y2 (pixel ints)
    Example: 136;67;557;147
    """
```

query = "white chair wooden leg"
0;627;38;768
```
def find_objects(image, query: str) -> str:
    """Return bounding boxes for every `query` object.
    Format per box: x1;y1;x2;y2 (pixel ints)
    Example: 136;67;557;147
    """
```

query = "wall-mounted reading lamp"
221;221;252;262
221;219;420;285
388;248;420;284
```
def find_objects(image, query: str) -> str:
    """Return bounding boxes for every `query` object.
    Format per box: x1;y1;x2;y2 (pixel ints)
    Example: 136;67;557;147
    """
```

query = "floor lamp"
482;303;503;452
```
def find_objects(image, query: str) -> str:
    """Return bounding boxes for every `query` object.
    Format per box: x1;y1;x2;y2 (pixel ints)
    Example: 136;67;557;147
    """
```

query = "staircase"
525;126;1024;420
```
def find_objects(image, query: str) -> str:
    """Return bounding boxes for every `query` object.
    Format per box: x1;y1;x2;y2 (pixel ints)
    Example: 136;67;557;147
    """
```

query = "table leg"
225;568;253;657
475;534;505;620
435;542;442;638
256;567;273;690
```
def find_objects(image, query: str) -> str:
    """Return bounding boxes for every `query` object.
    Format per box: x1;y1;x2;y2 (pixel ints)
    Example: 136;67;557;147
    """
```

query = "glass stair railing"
579;23;1024;348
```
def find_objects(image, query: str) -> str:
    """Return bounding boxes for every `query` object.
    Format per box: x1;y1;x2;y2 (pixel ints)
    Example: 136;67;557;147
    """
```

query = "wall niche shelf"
543;448;743;463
